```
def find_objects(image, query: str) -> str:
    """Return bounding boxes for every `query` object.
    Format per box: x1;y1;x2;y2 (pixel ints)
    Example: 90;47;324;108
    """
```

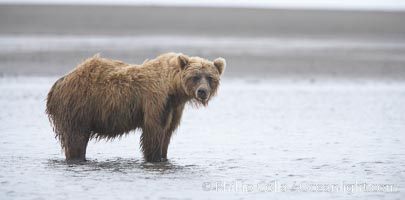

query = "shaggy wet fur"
46;52;225;162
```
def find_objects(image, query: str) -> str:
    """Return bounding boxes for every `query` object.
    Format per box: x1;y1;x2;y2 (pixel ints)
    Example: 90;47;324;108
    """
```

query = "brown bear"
46;52;225;162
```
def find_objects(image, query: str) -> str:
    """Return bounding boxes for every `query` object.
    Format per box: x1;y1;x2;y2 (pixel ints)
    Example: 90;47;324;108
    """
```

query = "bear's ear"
214;57;226;75
178;55;189;70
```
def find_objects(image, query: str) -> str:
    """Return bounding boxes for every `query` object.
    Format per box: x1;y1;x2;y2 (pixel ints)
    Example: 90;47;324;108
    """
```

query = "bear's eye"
207;76;213;82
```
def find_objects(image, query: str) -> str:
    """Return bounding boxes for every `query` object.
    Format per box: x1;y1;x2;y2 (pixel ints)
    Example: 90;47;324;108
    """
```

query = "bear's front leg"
140;130;164;162
140;95;173;162
140;109;166;162
162;104;185;159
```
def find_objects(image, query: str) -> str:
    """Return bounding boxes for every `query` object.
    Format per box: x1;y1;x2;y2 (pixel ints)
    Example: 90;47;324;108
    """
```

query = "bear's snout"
197;88;208;100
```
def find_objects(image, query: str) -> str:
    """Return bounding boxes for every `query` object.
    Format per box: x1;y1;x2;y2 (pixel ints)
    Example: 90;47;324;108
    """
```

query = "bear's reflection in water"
47;158;199;175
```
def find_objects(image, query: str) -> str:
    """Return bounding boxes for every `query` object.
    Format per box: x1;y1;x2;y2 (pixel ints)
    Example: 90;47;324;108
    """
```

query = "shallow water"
0;77;404;199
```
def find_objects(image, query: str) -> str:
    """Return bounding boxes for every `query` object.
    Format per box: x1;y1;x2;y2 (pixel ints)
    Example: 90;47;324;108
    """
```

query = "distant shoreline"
1;0;405;11
1;4;404;40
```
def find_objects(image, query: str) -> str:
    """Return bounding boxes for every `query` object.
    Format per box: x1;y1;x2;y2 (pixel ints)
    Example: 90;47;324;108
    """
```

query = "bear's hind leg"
63;132;90;162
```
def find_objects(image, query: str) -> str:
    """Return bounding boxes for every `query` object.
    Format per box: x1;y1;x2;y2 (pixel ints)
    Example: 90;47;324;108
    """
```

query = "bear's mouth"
195;96;209;106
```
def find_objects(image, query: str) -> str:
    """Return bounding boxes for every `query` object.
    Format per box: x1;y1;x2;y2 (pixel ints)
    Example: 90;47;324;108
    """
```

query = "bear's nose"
197;89;208;100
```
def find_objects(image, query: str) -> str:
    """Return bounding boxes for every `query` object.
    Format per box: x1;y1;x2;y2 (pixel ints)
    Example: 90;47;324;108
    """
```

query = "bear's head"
178;54;226;106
